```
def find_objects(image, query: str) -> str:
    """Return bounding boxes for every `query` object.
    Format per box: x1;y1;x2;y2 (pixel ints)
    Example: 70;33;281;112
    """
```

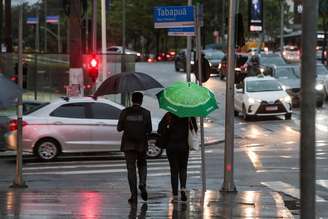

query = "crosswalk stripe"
261;181;326;202
148;171;200;177
23;160;201;171
24;153;202;166
316;180;328;189
23;165;201;175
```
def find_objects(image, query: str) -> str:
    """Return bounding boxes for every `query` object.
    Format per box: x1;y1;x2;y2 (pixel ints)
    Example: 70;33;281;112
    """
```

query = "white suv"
5;97;161;161
234;76;292;120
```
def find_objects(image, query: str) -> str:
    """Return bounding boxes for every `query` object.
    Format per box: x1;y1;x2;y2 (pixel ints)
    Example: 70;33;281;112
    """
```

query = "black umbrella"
0;74;22;109
94;72;163;97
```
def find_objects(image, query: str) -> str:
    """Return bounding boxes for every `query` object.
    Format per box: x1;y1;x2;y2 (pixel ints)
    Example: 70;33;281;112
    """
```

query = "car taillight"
8;119;28;131
169;51;176;56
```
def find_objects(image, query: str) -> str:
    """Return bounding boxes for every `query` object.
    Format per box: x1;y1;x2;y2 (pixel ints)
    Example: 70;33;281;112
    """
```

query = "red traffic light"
86;54;99;82
90;58;98;68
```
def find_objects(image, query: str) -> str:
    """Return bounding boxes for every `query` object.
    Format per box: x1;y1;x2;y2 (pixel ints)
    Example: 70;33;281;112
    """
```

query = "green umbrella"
156;81;218;117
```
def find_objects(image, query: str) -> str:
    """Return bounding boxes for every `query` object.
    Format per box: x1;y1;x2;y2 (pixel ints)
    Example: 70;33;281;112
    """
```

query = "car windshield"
205;52;224;60
276;67;300;79
261;56;286;65
23;102;50;115
246;80;283;92
317;65;328;75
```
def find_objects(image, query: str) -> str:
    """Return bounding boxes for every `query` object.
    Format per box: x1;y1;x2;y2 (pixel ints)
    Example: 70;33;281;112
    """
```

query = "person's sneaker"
128;196;137;204
181;191;187;202
139;185;148;201
171;195;179;203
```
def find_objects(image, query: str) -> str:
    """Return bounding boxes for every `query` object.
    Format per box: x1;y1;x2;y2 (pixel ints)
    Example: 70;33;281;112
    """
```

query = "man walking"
117;92;152;203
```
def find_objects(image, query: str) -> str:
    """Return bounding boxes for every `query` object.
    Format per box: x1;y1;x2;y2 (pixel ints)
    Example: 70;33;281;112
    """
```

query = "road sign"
26;16;38;24
153;6;195;28
168;26;195;36
46;16;60;24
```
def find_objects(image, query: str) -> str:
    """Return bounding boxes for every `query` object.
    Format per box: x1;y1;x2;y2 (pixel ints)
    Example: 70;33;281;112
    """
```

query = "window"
50;103;88;118
91;103;121;120
246;80;283;92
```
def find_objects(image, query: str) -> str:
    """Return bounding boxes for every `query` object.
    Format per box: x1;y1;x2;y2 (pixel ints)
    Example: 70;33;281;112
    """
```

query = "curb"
204;139;225;146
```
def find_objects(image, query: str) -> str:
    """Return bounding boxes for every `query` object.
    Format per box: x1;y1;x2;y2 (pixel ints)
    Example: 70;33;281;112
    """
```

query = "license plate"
266;106;278;111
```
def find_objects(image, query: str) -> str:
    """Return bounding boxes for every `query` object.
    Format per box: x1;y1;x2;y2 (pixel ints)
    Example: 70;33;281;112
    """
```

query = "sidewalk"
0;188;293;218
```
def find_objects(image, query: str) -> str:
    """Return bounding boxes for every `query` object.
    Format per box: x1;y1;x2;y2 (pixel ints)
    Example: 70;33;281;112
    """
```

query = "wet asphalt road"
1;62;328;217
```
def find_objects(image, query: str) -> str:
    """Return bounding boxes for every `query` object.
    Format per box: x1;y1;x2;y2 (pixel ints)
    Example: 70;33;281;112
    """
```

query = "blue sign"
168;26;195;36
154;6;195;28
26;16;38;24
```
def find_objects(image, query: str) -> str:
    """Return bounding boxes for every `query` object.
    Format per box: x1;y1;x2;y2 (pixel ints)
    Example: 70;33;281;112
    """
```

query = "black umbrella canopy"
0;74;22;109
94;72;163;97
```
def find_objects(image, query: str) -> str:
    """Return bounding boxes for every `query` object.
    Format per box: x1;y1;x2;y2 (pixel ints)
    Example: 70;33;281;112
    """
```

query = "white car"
234;76;292;120
316;64;328;99
107;46;141;60
5;97;162;161
282;45;300;63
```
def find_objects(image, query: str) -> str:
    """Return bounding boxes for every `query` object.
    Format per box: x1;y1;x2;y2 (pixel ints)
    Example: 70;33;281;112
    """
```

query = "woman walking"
158;112;197;202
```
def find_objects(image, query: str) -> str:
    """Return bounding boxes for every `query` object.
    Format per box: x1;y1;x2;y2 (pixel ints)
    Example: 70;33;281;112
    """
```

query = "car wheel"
146;135;162;159
220;73;225;80
34;138;60;161
234;110;239;116
285;113;292;120
242;105;251;121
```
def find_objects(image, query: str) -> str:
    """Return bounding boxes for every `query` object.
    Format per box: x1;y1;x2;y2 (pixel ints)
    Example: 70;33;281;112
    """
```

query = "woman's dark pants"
166;147;189;196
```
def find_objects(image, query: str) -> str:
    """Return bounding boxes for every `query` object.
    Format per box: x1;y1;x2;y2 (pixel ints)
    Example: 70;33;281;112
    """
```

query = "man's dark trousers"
124;150;147;197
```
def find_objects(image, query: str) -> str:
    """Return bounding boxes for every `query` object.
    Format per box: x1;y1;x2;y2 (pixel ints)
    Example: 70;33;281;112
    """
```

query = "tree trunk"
69;0;82;68
4;0;12;52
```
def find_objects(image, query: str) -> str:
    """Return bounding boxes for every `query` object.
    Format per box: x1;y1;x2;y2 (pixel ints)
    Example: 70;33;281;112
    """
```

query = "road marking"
148;171;200;177
23;160;202;171
23;165;201;175
261;181;326;202
316;180;328;190
316;124;328;132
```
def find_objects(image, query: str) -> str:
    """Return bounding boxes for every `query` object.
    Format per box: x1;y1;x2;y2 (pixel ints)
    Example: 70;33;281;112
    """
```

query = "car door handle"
97;122;105;126
54;121;63;125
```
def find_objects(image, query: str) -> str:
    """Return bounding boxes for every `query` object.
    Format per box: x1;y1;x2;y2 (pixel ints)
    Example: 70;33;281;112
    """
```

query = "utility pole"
121;0;127;105
280;0;284;53
92;0;97;52
300;0;318;218
220;0;226;44
68;0;83;97
0;0;3;50
221;0;237;193
57;20;61;53
4;0;12;52
34;7;40;100
10;3;27;189
196;3;206;196
186;0;192;82
101;0;107;84
44;0;47;53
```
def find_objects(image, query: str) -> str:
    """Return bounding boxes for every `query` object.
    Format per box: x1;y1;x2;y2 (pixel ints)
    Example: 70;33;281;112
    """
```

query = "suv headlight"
248;98;261;104
280;95;291;103
315;83;324;91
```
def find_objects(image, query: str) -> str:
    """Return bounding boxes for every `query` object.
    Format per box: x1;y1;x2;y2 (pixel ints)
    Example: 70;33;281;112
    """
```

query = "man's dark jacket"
117;105;152;152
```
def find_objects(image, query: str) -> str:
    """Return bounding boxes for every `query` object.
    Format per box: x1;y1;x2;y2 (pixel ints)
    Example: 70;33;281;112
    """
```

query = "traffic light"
86;54;99;83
